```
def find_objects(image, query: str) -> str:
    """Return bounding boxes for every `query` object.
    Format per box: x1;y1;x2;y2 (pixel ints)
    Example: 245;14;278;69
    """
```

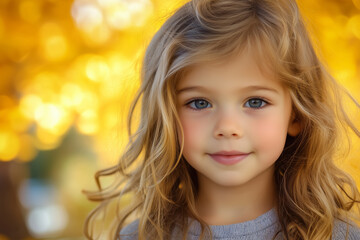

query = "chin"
211;176;249;187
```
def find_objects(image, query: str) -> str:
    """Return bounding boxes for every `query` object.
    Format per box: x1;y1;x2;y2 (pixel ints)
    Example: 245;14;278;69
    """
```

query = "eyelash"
184;97;269;111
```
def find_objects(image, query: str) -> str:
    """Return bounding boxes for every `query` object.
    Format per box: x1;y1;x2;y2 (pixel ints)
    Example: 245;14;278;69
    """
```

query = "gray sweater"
119;208;360;239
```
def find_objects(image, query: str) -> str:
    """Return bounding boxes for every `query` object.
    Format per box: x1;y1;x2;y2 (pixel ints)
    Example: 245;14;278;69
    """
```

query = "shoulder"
119;219;139;240
332;218;360;240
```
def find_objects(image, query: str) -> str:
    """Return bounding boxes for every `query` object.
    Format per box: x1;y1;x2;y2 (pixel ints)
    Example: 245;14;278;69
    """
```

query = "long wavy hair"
83;0;360;239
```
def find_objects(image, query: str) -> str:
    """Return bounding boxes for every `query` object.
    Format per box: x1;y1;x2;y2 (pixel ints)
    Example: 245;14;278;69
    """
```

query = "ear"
287;111;301;137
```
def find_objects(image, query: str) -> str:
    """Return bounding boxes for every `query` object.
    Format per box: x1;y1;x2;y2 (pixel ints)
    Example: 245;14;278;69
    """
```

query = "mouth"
210;150;248;155
208;152;250;165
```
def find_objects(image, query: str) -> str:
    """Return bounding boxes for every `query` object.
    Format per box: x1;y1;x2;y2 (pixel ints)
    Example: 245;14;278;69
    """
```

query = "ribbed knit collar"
187;207;279;238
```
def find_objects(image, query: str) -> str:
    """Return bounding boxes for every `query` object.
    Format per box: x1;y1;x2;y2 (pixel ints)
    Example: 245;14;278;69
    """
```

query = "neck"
195;165;277;225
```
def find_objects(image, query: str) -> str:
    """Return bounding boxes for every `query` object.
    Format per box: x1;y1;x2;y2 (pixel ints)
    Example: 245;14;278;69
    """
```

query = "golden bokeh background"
0;0;359;239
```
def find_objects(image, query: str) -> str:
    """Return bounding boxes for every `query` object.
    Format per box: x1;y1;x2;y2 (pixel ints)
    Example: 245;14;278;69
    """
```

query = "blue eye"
244;98;268;109
186;99;211;110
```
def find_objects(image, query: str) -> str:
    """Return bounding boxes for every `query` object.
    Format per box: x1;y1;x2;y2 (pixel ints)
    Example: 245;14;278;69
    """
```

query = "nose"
213;109;244;139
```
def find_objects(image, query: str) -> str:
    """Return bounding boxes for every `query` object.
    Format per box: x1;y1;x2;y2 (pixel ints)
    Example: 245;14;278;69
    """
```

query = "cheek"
179;115;207;155
251;114;288;156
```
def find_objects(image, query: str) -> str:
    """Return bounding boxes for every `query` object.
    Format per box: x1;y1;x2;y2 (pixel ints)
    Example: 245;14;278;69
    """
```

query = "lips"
211;150;248;155
209;151;250;165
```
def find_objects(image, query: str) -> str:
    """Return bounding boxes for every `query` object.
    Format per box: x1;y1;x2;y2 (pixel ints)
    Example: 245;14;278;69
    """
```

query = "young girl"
84;0;360;239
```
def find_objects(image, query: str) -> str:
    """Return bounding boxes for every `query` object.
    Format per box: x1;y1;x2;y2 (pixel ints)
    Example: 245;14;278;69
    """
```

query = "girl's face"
176;50;299;188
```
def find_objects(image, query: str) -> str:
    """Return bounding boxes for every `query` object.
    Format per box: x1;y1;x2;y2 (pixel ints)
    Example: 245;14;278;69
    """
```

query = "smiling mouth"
208;153;250;165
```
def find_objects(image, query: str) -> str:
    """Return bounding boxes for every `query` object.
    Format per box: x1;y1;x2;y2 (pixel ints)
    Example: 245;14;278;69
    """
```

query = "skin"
175;49;300;225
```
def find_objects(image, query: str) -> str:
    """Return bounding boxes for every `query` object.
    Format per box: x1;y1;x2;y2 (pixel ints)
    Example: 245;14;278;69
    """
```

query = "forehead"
176;48;280;91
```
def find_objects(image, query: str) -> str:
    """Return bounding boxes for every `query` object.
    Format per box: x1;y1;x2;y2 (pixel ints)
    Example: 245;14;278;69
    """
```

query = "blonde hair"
84;0;360;239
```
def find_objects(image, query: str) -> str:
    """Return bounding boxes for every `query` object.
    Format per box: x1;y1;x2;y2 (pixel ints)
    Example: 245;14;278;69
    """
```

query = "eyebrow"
176;85;280;94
